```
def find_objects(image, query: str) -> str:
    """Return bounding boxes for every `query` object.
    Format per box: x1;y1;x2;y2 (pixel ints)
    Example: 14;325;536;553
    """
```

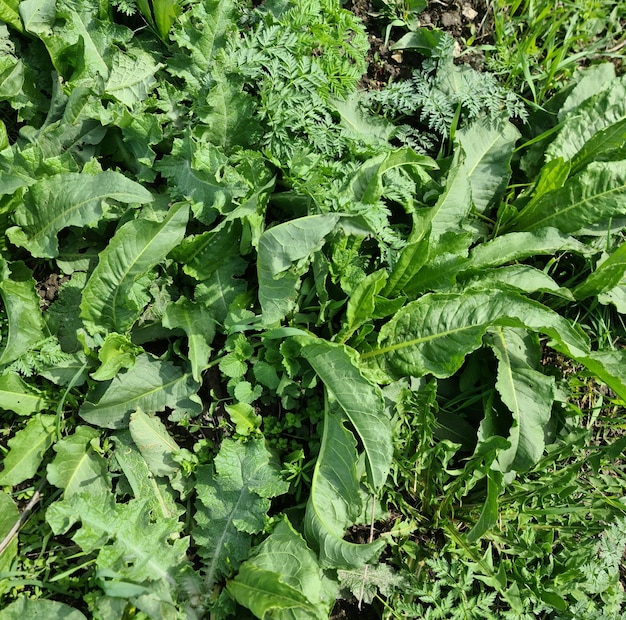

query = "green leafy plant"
0;0;625;617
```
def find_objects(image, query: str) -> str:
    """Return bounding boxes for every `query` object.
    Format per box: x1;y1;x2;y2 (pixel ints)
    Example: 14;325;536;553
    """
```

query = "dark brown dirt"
348;0;493;90
37;273;70;308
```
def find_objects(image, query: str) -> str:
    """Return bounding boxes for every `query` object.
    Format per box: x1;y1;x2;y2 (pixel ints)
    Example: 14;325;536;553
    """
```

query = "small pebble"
441;11;462;28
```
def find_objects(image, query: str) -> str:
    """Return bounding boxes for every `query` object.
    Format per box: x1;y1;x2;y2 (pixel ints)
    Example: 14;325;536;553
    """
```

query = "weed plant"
0;0;625;618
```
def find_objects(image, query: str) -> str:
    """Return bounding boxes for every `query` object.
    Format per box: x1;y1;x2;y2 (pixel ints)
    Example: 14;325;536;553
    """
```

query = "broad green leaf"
46;426;110;497
573;241;626;301
576;350;626;402
304;407;386;569
466;468;503;543
364;290;590;379
258;215;339;324
0;372;48;415
196;72;261;152
18;0;55;34
91;332;141;381
79;354;200;429
484;328;555;472
162;298;215;382
570;117;626;175
194;438;289;587
0;492;19;575
46;493;188;588
348;147;436;205
557;62;615;121
402;232;472;296
424;148;471;241
383;236;430;297
151;0;181;40
194;257;247;322
301;339;391;490
510;161;626;233
546;74;626;163
0;0;22;31
0;260;46;366
225;402;261;436
598;283;626;313
0;599;87;620
169;0;236;92
129;409;180;478
0;414;56;486
7;171;153;258
456;117;519;214
112;431;181;519
459;265;573;300
340;269;387;341
174;221;243;281
105;49;162;107
80;202;188;335
469;228;592;270
228;519;333;620
331;92;395;144
155;135;246;220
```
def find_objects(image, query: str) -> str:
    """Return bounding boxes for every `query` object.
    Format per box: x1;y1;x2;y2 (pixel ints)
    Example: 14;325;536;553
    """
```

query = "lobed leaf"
80;202;188;335
0;414;56;486
79;354;201;429
46;426;110;497
7;171;153;258
194;438;289;587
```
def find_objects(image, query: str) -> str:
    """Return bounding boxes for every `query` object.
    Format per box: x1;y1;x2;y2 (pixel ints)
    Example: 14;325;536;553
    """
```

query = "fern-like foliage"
229;0;369;162
368;34;528;149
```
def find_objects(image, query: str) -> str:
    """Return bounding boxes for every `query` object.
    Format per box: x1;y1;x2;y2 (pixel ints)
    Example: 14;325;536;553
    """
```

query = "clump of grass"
485;0;625;105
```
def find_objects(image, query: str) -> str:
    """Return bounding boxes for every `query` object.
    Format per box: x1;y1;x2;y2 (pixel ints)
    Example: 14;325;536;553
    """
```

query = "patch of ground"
348;0;493;89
